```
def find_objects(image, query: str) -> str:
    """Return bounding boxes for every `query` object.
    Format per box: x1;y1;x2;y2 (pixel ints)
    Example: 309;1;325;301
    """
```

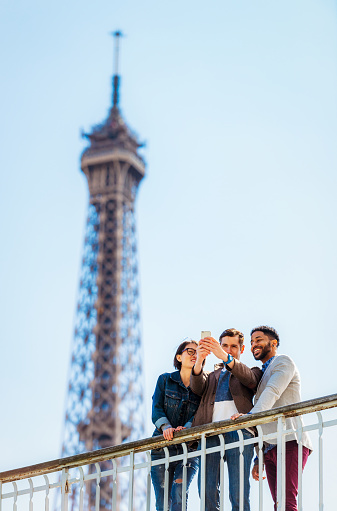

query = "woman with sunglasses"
151;340;201;511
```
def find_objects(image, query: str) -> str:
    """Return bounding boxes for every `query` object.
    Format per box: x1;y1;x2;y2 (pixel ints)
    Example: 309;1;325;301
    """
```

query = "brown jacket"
190;359;262;427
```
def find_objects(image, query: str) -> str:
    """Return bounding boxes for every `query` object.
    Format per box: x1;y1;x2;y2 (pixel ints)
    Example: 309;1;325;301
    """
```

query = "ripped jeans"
151;444;198;511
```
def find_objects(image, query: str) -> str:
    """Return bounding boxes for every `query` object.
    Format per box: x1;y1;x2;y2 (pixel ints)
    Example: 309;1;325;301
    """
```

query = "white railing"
1;393;337;511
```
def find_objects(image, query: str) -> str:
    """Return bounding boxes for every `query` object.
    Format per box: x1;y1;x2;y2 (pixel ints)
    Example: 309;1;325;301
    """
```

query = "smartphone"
201;330;211;339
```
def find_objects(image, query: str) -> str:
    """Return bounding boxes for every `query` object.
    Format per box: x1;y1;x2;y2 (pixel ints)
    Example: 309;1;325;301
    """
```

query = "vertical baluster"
77;467;84;511
94;463;101;511
0;481;2;511
43;475;50;511
28;478;34;511
128;452;134;511
281;427;286;511
200;433;206;511
276;417;286;511
237;429;244;511
60;469;69;511
112;460;118;511
256;425;264;511
317;412;324;511
295;417;303;511
12;482;18;511
163;447;170;511
181;443;188;511
145;452;152;511
219;435;225;511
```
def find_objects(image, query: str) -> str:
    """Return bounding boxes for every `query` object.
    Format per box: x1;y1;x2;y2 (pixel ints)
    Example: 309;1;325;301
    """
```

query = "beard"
253;340;273;361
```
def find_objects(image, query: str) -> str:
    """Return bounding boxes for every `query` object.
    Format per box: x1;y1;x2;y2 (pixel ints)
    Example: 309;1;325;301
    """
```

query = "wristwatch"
225;354;234;365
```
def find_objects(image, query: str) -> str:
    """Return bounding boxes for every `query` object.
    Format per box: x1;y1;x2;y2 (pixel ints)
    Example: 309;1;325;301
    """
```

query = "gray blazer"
251;354;312;450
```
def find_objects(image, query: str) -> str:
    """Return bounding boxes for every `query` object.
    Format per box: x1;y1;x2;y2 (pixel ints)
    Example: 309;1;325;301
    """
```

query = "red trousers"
264;441;310;511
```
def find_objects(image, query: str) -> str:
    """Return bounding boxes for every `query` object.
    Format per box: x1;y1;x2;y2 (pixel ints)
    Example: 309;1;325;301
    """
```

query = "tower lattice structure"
62;33;146;511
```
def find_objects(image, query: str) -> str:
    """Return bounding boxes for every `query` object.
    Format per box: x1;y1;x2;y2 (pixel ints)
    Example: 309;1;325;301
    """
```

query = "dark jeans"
198;430;254;511
151;444;198;511
264;440;310;511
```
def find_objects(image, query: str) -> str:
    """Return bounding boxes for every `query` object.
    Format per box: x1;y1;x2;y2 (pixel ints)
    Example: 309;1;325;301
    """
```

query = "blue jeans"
151;444;199;511
198;430;254;511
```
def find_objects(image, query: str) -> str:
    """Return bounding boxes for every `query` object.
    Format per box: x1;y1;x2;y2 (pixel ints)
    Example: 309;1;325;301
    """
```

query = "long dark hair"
173;340;198;371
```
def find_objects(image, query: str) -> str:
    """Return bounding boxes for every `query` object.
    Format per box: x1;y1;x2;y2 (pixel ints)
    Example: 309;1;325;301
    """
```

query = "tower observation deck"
62;32;146;510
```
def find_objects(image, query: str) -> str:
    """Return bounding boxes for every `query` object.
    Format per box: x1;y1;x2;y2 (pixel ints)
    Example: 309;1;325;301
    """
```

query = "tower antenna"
111;30;123;107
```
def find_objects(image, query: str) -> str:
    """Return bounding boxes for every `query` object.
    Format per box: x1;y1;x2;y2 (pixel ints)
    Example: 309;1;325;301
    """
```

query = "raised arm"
229;360;262;390
197;336;262;391
189;343;210;396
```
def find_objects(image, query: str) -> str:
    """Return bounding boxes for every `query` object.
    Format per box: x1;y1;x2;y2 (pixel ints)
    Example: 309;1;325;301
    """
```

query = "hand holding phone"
194;335;211;375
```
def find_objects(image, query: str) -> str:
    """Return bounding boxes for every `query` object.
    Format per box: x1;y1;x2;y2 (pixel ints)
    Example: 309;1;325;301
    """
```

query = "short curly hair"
250;326;280;347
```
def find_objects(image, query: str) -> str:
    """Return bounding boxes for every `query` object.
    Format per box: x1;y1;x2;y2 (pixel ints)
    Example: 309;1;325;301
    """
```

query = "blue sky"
1;0;337;507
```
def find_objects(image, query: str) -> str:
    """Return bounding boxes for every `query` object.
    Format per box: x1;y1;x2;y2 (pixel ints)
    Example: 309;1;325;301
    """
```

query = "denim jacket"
152;371;201;437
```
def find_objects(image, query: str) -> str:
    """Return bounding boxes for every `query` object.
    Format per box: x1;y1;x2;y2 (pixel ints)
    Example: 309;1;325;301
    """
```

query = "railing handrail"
1;393;336;484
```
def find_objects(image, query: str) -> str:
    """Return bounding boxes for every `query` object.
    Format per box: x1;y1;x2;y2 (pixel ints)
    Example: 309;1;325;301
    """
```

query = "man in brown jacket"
190;328;262;511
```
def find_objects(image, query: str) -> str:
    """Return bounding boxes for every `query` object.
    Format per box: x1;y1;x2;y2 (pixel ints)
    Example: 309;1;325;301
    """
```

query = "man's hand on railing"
162;426;186;440
230;413;245;420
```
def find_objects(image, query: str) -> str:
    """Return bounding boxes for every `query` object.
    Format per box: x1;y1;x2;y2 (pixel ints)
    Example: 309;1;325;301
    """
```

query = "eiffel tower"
62;32;146;510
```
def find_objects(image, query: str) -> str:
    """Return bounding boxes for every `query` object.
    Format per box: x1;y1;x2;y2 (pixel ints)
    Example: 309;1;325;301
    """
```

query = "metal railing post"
128;451;135;511
219;434;225;511
276;416;286;511
317;411;324;511
237;429;244;511
200;433;206;511
181;443;188;510
77;467;84;511
145;451;152;511
163;447;170;511
60;468;69;511
12;481;18;511
256;425;264;511
94;463;101;511
296;416;303;511
112;459;118;511
28;478;34;511
43;475;50;511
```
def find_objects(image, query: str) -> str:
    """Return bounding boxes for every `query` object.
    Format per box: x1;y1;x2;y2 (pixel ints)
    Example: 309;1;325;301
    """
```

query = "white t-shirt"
212;368;239;422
